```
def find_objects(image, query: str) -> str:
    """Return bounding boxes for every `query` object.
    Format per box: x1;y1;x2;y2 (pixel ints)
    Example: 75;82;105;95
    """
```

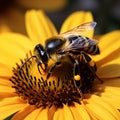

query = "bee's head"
34;44;49;70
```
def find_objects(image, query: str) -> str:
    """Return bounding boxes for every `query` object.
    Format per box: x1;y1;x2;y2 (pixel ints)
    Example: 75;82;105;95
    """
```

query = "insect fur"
19;22;103;98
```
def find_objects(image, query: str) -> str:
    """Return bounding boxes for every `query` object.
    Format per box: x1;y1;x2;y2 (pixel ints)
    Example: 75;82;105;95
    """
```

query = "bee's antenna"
19;56;36;72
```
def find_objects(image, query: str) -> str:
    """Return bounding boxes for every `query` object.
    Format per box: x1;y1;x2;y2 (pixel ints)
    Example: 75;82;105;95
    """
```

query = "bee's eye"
45;39;65;53
34;44;49;63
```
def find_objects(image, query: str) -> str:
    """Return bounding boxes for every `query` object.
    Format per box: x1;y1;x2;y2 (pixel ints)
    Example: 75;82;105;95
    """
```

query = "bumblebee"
20;22;102;97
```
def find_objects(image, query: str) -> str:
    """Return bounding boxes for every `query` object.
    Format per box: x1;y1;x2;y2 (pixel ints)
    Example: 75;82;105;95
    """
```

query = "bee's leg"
68;56;83;99
37;63;47;75
46;62;61;80
73;60;81;82
37;63;42;75
73;76;83;100
81;51;103;83
73;61;84;99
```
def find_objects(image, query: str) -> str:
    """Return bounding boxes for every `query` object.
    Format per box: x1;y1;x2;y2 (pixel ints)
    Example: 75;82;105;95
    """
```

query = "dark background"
46;0;120;34
0;0;120;35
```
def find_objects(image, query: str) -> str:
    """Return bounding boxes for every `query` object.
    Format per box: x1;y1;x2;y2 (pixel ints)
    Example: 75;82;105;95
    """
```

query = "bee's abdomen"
83;45;100;55
81;36;100;55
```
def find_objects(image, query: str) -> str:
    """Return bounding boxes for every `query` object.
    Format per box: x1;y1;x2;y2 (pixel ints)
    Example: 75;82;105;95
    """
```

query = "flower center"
10;53;96;108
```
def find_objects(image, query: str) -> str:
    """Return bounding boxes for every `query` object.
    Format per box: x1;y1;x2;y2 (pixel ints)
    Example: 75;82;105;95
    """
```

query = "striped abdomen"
57;35;100;55
82;37;100;55
68;35;100;55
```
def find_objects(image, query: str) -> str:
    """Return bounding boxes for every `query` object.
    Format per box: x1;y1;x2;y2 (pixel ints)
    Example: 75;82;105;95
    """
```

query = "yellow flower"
0;10;120;120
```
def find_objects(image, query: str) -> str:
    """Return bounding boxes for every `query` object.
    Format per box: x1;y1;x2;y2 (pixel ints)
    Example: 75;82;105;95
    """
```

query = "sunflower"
0;10;120;120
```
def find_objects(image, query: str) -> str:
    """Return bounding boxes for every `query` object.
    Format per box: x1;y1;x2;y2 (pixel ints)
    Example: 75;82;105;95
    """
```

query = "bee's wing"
59;22;97;38
57;37;98;54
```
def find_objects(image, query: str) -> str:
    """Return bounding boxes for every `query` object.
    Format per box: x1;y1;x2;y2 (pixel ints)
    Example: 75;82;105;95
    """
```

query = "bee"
20;22;102;98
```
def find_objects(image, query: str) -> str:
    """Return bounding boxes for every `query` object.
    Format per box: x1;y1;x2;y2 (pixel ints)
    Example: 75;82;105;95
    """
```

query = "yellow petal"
94;78;120;109
92;31;120;78
62;105;74;120
24;108;42;120
97;46;120;67
0;85;15;93
95;78;120;88
36;108;48;120
53;107;64;120
0;77;12;87
12;105;36;120
103;87;120;96
0;92;16;99
84;95;120;120
53;105;74;120
92;30;120;62
0;96;25;107
0;33;34;54
0;103;26;120
101;91;120;109
0;33;34;76
100;90;120;109
60;11;94;38
0;63;12;77
25;10;58;46
0;86;17;99
97;63;120;78
69;103;91;120
101;95;120;109
48;106;57;120
94;78;120;97
96;50;120;78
